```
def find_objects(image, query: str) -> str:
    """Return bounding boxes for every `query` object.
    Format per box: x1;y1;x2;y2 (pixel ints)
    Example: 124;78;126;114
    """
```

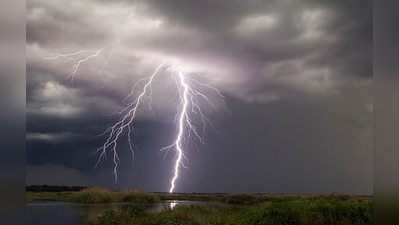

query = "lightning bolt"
168;68;189;193
94;55;112;88
97;60;224;192
94;60;166;182
40;51;225;192
165;65;225;193
40;49;102;85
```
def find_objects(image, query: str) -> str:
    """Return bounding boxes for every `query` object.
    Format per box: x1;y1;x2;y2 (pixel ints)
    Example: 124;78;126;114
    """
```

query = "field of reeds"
78;198;373;225
26;187;373;224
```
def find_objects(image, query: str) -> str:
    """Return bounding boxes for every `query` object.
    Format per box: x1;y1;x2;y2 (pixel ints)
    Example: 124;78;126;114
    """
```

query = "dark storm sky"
26;0;373;194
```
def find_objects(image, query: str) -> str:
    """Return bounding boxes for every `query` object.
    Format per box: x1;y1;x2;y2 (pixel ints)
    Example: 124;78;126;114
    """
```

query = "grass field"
26;187;373;224
78;199;373;225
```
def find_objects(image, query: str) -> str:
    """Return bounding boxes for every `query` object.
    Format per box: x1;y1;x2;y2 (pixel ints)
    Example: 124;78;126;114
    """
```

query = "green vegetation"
26;190;75;202
26;187;371;205
27;187;224;203
27;187;161;204
79;198;373;225
26;186;373;224
69;187;161;204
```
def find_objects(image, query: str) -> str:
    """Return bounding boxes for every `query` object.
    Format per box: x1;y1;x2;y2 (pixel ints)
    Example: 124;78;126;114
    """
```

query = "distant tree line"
26;185;87;192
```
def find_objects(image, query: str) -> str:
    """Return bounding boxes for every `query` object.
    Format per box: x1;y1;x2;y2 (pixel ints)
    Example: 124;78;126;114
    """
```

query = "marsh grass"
26;188;372;224
220;192;365;205
79;198;373;225
26;191;74;201
65;187;161;203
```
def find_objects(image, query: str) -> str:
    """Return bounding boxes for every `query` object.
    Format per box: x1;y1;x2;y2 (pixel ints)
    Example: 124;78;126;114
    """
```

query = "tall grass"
79;198;373;225
221;193;362;205
68;187;161;203
27;188;372;224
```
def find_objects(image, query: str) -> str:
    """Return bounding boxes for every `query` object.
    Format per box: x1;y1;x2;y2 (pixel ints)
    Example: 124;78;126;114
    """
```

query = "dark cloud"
26;0;372;100
26;0;372;194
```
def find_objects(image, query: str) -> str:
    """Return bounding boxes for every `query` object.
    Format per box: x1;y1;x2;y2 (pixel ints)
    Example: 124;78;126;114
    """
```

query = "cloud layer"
26;0;373;194
27;0;372;102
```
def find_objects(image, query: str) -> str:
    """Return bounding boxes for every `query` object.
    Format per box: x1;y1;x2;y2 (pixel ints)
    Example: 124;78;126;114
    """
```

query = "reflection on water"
26;198;224;225
170;201;178;210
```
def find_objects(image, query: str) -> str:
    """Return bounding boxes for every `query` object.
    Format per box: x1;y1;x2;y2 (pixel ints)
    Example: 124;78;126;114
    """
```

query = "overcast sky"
26;0;372;194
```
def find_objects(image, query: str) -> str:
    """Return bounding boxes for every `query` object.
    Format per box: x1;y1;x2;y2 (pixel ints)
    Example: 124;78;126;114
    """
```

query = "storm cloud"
26;0;372;194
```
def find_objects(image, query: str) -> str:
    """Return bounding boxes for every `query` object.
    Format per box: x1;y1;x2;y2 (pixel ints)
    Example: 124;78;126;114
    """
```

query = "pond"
26;197;224;225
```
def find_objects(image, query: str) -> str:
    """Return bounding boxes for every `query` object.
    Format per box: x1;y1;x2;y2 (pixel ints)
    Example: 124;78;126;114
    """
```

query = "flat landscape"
27;187;373;225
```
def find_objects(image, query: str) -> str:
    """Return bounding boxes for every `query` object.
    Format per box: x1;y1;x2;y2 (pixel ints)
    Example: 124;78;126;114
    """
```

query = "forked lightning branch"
40;50;225;193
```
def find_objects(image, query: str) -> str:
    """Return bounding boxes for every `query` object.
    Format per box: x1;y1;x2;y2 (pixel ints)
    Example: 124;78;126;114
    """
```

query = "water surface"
26;197;223;225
